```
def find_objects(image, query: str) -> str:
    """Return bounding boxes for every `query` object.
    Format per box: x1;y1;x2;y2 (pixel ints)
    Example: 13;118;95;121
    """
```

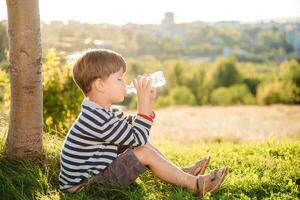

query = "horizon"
1;0;300;25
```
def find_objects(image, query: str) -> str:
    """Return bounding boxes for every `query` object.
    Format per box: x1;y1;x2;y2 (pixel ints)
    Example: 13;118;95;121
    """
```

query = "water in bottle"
125;71;166;94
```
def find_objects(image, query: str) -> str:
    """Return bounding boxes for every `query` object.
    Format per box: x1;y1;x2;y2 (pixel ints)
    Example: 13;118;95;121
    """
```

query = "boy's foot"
195;166;229;198
182;156;211;176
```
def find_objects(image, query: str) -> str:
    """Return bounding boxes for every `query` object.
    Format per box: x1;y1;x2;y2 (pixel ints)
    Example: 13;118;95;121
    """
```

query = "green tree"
210;84;256;105
256;81;300;105
165;62;184;88
279;59;300;87
193;67;206;104
170;86;196;105
205;56;241;89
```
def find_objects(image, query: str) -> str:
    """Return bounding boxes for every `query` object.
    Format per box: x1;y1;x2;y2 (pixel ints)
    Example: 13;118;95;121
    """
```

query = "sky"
1;0;300;25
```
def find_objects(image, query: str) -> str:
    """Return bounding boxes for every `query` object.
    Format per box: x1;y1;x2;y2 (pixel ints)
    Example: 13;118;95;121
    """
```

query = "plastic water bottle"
125;71;166;94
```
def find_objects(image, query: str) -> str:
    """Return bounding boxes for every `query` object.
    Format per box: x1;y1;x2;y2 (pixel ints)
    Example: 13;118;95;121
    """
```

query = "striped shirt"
59;98;153;190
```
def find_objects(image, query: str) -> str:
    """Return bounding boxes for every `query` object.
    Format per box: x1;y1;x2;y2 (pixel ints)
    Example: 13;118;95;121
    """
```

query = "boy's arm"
84;76;155;147
111;107;136;124
81;108;153;147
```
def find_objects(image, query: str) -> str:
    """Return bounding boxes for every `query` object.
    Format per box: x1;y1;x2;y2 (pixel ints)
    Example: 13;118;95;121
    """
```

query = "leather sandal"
182;156;211;176
195;166;229;198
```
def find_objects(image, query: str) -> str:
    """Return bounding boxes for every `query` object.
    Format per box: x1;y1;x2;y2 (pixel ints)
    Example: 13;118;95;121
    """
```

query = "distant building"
161;12;175;28
222;47;231;56
222;47;248;56
216;21;241;29
68;20;82;26
286;24;300;52
50;20;65;26
93;40;112;49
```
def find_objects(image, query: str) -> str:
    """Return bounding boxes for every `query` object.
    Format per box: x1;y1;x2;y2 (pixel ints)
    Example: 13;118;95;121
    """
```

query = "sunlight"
1;0;300;24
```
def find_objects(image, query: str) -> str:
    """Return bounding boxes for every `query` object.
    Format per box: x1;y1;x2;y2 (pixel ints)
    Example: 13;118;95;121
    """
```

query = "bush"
242;77;261;96
169;86;196;105
164;62;185;91
205;56;242;89
279;59;300;87
155;96;172;108
256;81;300;105
0;22;8;63
43;49;83;132
210;84;256;105
0;69;9;114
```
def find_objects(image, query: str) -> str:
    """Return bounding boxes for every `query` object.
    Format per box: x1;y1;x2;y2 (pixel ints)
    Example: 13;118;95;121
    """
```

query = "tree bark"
5;0;43;160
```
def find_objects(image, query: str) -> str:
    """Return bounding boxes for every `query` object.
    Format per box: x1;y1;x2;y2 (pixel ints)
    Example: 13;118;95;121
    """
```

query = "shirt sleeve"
79;108;152;147
111;107;136;124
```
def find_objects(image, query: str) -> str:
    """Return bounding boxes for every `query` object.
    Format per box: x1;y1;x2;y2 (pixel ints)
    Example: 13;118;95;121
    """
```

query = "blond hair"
72;49;126;96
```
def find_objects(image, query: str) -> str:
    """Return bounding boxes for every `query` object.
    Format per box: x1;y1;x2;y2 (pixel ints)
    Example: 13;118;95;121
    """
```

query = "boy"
59;49;228;198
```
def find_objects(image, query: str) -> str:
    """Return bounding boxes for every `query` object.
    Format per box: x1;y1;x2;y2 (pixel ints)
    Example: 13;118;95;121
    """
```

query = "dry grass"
126;105;300;143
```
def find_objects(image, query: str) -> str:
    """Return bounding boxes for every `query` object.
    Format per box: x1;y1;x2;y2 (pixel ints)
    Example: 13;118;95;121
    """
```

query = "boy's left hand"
140;73;157;109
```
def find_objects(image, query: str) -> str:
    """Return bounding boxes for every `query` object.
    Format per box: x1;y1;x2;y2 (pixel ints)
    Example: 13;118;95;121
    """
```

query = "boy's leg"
145;142;210;176
132;145;227;195
132;144;197;191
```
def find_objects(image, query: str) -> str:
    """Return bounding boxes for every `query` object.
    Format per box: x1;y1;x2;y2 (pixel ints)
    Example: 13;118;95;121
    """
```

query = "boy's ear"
94;78;105;92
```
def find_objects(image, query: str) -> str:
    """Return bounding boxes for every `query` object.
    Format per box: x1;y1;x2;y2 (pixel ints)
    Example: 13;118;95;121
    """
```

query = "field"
0;105;299;199
148;105;300;142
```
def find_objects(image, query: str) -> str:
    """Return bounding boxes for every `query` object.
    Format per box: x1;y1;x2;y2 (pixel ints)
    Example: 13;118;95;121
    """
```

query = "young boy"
59;49;228;198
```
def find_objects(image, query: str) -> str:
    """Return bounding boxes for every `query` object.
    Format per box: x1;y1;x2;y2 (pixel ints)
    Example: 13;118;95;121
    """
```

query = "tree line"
1;49;299;132
1;20;299;65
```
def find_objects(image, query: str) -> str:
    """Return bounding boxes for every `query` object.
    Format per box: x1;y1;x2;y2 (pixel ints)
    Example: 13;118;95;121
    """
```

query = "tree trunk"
5;0;43;160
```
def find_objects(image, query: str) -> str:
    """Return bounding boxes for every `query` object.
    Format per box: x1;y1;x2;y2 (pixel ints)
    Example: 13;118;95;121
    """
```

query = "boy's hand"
133;76;154;116
141;73;157;108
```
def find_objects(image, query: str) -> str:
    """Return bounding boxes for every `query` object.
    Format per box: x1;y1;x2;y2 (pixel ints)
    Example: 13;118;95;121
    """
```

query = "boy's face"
102;68;127;103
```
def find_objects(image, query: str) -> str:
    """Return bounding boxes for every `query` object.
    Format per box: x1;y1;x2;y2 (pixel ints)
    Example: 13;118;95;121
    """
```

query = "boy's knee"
144;141;158;151
133;145;156;163
135;145;155;156
144;141;152;148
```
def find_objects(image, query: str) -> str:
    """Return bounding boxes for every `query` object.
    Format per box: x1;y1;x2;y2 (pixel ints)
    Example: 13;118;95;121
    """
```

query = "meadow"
0;105;299;200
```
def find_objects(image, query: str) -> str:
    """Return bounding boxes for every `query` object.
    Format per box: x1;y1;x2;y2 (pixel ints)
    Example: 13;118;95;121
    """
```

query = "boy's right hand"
133;76;153;116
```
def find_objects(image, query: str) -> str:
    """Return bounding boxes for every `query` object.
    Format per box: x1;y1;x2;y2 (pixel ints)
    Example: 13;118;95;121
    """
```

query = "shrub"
164;62;185;90
0;69;9;114
205;56;242;89
279;59;300;87
242;77;261;95
43;49;83;132
155;96;172;108
169;86;196;105
0;22;8;63
210;84;256;105
256;81;300;105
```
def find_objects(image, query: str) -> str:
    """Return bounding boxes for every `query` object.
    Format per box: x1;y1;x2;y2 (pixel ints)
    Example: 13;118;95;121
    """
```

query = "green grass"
0;131;299;200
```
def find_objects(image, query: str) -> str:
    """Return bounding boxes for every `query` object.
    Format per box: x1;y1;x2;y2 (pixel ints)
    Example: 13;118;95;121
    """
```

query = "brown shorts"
92;145;148;188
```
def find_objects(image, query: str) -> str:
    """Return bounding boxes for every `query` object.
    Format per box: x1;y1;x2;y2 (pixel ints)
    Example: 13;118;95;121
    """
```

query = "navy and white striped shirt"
59;98;152;190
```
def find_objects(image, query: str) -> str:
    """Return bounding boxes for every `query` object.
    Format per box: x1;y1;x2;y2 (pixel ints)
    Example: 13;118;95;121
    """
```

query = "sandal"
182;156;211;176
195;166;229;198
